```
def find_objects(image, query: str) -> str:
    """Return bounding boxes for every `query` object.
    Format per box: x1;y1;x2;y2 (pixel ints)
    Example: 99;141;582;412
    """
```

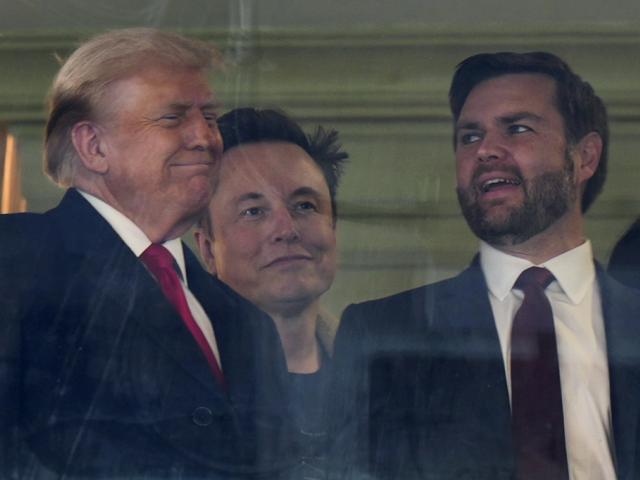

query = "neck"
491;210;586;264
76;182;193;243
267;301;321;374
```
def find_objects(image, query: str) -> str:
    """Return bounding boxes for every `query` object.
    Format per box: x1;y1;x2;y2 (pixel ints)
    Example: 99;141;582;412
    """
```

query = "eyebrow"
232;187;324;204
234;192;264;203
291;186;324;198
498;111;544;124
166;100;221;111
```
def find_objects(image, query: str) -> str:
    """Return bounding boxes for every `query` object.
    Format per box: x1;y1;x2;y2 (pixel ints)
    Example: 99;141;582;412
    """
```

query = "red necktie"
510;267;568;480
141;244;225;387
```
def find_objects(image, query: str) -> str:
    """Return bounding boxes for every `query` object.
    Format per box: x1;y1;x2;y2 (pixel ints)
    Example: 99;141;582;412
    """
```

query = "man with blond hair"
0;29;293;478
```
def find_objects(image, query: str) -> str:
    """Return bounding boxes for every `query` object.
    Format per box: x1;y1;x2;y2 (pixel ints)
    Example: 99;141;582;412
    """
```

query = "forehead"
459;73;559;120
216;142;329;196
101;66;215;115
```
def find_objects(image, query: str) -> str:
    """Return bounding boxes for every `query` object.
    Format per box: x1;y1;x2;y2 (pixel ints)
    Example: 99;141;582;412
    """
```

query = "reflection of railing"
0;130;27;213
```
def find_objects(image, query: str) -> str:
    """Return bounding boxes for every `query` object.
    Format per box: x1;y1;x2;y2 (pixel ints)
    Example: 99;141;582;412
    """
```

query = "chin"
179;190;212;213
260;289;318;311
187;176;214;199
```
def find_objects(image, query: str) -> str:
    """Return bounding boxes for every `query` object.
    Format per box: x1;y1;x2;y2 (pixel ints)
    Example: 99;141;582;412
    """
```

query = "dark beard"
456;153;577;247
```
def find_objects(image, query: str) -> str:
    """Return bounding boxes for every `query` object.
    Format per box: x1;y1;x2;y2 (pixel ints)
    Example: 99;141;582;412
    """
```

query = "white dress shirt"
79;190;222;368
479;240;614;479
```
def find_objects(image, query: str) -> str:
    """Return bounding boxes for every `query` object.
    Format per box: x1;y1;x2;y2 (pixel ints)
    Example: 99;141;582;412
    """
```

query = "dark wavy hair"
217;107;348;219
449;51;608;212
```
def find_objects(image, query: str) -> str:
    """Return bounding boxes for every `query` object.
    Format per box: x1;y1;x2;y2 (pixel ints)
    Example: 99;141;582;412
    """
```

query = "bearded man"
329;52;640;480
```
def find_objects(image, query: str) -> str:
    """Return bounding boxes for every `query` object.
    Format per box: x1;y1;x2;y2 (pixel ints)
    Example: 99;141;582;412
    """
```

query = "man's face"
199;142;337;315
454;73;581;246
98;66;222;233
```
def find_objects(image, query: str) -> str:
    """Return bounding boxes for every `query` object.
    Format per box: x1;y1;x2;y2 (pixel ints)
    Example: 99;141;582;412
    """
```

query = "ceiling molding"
3;24;640;49
2;25;640;122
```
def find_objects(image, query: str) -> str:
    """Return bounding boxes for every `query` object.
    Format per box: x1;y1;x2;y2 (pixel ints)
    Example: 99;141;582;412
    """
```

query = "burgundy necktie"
510;267;568;480
141;244;225;387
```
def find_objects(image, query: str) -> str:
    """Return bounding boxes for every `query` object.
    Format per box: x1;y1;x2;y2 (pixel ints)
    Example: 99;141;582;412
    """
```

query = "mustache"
471;163;524;185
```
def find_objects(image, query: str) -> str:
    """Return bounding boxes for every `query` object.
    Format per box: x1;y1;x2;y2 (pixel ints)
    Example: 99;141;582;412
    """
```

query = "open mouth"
480;177;522;193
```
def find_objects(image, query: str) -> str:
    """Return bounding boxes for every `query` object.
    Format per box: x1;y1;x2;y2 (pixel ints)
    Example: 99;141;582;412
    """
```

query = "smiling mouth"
171;161;214;167
263;255;312;268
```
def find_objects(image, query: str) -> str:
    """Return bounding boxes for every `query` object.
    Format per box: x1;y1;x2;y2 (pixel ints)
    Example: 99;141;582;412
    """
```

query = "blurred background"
1;0;639;316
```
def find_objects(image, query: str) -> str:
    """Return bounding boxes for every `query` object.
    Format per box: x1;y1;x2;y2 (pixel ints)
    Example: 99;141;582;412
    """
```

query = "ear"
574;131;603;184
193;228;217;275
71;121;109;174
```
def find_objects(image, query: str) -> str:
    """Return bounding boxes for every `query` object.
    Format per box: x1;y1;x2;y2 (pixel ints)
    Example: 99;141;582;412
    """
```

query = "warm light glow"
1;133;27;213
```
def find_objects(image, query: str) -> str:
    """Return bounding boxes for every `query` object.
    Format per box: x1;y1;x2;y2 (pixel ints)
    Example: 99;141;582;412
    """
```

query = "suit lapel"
186;250;289;400
449;263;511;412
599;267;640;479
418;262;515;475
183;247;245;390
50;189;224;398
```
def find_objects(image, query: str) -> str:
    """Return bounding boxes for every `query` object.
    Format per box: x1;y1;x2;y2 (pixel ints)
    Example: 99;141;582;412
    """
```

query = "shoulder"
611;217;640;255
336;268;482;355
595;264;640;362
0;211;46;235
341;270;478;329
0;212;51;262
608;218;640;289
598;264;640;307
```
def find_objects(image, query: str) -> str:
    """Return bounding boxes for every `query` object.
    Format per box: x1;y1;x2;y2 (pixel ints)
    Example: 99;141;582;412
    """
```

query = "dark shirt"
287;347;331;480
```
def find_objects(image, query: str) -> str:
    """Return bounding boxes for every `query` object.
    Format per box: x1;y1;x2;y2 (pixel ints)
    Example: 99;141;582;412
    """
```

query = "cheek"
324;247;338;278
312;224;338;261
214;227;264;268
454;155;471;185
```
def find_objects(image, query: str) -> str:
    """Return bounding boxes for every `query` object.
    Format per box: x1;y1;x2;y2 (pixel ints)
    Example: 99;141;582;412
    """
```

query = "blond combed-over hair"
44;28;221;186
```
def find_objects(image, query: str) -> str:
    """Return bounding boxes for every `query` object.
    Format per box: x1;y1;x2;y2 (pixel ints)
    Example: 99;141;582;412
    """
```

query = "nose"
184;112;223;155
476;131;506;163
270;207;300;244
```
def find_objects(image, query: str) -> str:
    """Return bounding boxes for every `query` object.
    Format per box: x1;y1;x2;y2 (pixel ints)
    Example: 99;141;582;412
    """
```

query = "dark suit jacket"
609;217;640;290
0;189;296;479
329;259;640;480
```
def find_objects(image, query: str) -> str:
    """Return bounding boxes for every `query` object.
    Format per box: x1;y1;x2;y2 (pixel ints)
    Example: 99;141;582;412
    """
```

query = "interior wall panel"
2;26;639;315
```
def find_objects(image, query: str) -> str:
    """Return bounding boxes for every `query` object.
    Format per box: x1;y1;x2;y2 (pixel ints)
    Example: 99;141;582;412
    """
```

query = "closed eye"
202;111;217;126
158;113;183;126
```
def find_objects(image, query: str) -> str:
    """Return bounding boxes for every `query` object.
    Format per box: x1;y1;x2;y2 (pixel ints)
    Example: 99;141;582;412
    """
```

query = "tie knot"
515;266;554;291
141;244;175;270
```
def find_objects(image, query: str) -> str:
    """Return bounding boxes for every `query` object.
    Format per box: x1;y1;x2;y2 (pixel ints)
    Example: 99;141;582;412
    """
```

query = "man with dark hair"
449;51;609;213
0;30;293;478
330;52;640;479
195;107;347;479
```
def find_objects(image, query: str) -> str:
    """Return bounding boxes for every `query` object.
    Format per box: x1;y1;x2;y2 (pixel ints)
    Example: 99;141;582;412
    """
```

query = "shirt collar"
479;240;595;304
78;190;187;282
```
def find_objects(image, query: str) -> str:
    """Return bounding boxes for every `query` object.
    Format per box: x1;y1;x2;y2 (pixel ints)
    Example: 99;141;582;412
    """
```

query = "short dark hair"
217;107;348;218
449;51;609;212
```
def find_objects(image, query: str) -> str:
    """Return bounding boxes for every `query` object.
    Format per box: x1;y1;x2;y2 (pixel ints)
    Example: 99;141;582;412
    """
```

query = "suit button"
192;406;213;427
